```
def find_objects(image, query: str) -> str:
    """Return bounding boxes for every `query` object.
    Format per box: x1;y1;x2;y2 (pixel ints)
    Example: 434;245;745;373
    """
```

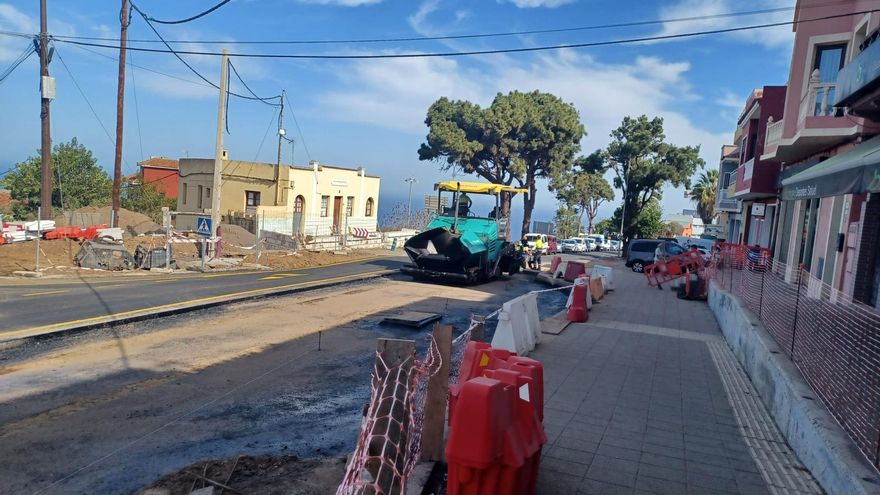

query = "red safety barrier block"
505;356;545;422
562;261;587;282
567;278;589;322
45;226;84;240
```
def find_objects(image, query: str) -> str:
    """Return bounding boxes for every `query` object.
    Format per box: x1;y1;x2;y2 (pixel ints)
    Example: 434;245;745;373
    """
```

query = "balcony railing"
799;69;838;121
716;185;740;211
765;117;784;147
742;157;754;181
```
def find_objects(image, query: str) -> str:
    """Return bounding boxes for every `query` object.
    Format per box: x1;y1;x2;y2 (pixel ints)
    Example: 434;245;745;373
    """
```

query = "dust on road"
0;274;566;494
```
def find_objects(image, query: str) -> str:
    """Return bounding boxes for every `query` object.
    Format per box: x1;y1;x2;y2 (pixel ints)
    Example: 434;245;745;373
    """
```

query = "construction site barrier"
549;255;563;274
567;276;589;322
643;250;705;287
566;275;592;310
562;260;587;282
491;293;542;356
591;265;614;291
446;342;546;495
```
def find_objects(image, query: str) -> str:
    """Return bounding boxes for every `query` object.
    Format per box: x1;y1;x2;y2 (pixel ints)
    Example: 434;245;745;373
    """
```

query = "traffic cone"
567;276;589;322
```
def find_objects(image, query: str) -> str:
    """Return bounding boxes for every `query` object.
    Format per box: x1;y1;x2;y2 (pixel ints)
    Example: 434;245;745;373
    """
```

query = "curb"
0;270;396;344
708;281;880;495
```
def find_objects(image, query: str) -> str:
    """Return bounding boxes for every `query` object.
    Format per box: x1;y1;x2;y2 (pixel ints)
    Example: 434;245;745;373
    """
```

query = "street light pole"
405;177;417;225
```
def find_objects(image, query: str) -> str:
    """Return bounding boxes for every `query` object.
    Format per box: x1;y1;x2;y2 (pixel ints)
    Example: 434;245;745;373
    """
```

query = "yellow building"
176;158;380;236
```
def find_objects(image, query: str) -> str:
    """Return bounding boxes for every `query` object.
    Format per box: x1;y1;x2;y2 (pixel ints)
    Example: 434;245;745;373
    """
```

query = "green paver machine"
401;181;528;283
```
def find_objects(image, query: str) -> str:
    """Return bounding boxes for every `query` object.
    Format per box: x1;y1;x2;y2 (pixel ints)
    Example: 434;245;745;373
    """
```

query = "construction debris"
381;311;442;328
74;239;136;271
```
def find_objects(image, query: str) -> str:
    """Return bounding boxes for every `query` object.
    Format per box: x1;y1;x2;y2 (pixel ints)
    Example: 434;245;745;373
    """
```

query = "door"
333;196;343;232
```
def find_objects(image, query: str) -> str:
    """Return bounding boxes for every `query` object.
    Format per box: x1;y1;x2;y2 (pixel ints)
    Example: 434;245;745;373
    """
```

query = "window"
181;183;187;204
365;197;374;217
197;185;203;209
206;188;211;200
320;195;329;217
814;43;846;82
293;195;305;213
246;191;261;207
346;196;354;217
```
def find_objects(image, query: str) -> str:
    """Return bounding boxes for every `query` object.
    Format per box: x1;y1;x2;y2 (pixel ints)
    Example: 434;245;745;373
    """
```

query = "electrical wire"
0;43;35;85
31;0;852;46
283;92;312;162
54;49;130;170
132;0;231;25
228;59;281;106
47;9;880;60
129;51;145;161
66;42;213;89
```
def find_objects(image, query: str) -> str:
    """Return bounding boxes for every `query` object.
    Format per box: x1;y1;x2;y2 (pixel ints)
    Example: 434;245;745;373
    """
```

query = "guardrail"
707;244;880;470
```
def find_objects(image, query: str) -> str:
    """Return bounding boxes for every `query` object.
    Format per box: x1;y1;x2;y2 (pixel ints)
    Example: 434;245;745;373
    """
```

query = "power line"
284;92;311;162
0;43;35;85
54;49;130;170
67;42;213;89
228;59;281;106
47;9;880;60
133;0;231;25
28;0;850;46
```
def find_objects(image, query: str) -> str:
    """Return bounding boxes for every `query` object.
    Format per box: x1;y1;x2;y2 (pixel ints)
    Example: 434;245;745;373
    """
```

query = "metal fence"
708;245;880;469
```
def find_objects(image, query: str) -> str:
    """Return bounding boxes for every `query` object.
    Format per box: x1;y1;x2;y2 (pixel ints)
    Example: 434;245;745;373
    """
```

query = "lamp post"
404;177;417;226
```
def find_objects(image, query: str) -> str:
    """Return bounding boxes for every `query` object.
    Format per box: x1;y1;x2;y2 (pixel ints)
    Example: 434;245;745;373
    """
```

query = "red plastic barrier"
567;278;588;322
562;261;587;282
45;226;84;240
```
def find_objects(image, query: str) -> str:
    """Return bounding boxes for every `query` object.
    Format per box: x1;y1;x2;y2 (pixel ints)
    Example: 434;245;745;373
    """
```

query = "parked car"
586;234;605;251
572;238;588;252
559;239;579;253
547;235;558;254
581;237;597;251
609;239;622;251
654;241;687;263
625;239;663;272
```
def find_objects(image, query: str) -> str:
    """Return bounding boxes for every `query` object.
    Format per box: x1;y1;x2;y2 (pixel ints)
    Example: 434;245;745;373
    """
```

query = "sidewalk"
532;257;822;495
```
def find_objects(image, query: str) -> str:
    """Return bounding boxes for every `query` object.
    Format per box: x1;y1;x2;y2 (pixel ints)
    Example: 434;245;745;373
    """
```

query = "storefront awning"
780;135;880;200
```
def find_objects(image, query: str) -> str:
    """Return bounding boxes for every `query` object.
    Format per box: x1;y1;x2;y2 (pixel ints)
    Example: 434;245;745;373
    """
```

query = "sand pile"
219;223;256;247
59;206;162;236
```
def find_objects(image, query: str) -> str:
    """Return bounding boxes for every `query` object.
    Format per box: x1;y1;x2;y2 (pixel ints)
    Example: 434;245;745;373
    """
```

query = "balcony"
761;70;862;162
716;185;740;212
836;34;880;119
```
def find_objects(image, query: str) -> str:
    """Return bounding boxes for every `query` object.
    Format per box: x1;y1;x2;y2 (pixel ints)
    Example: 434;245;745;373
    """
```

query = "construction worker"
457;192;472;216
533;236;544;269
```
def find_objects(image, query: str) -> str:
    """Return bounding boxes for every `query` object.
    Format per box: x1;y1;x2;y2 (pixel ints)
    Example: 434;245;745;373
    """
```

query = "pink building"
763;0;880;307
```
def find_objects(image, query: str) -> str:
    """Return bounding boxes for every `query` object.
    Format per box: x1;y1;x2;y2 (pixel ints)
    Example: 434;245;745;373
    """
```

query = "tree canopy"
1;138;111;219
555;152;614;234
122;179;176;223
690;169;719;224
553;204;581;239
418;90;585;236
605;198;666;240
598;116;703;249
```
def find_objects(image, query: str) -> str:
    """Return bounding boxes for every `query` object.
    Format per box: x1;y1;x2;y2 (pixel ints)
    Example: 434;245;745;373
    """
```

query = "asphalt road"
0;254;406;340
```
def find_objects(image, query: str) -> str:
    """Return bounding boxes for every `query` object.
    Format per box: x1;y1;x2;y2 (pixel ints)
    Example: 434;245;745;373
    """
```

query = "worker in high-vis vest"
532;237;545;269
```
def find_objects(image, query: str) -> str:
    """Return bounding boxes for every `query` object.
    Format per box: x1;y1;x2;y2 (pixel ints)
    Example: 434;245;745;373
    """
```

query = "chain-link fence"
708;244;880;469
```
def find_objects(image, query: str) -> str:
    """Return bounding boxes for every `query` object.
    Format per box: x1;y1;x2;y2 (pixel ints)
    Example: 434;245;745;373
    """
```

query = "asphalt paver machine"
401;181;527;284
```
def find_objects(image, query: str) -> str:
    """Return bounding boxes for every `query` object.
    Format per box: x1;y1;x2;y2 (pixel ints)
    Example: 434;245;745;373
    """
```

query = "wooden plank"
541;309;571;335
420;324;453;461
470;315;486;342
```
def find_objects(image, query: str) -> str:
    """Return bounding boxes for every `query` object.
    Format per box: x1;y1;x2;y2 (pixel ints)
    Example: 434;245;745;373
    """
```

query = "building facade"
762;0;880;307
731;86;787;248
716;144;743;241
137;157;180;199
176;158;380;237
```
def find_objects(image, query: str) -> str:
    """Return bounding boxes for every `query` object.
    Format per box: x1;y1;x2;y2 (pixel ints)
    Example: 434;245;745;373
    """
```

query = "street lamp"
404;177;417;226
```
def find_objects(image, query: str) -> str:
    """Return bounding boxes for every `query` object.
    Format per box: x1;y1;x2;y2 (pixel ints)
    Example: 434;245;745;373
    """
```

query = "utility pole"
405;177;416;225
38;0;53;220
211;49;229;244
275;90;285;206
111;0;129;228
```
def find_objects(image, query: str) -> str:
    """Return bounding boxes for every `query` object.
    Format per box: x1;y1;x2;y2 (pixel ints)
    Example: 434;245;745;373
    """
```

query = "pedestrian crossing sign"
196;216;212;237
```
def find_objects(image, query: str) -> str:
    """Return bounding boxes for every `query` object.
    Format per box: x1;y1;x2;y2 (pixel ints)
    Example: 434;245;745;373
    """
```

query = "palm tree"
690;169;719;225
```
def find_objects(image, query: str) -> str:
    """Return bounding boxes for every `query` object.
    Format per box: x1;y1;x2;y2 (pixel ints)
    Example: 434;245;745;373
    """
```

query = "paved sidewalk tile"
533;257;822;495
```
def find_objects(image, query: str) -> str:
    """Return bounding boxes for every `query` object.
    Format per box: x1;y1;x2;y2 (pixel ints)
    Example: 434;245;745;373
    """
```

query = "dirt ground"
0;233;391;276
140;454;347;495
0;275;567;494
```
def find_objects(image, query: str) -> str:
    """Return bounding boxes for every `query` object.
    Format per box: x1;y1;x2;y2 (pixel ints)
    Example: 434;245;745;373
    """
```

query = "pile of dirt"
244;248;390;270
139;454;347;495
58;206;163;236
220;223;256;247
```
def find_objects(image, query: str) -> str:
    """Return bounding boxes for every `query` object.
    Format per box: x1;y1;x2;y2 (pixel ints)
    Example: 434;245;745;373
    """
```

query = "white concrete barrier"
553;261;568;279
591;265;614;291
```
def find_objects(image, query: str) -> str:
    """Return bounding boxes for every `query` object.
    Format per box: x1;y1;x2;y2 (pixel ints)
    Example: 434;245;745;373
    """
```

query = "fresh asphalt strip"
0;267;397;343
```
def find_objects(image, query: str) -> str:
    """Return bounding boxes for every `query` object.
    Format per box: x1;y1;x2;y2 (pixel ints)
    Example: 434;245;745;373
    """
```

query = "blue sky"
0;0;794;231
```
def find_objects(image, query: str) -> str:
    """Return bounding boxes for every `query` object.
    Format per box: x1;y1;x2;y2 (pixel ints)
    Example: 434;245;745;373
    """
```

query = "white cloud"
0;4;76;62
296;0;383;5
409;0;441;36
498;0;576;7
655;0;793;49
717;89;745;109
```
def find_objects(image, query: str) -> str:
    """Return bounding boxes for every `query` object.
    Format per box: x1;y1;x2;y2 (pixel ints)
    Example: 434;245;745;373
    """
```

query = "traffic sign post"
196;216;213;238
